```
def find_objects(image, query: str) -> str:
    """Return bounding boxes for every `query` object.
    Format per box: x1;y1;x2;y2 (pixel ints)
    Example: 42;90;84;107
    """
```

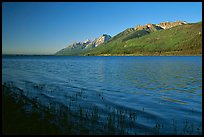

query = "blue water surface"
2;56;202;135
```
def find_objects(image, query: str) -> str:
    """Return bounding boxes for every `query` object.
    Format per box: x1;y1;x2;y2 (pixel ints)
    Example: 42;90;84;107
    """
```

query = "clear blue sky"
2;2;202;55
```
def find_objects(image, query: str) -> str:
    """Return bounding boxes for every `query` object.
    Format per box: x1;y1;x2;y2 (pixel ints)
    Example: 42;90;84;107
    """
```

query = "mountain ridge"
55;21;202;56
55;34;111;55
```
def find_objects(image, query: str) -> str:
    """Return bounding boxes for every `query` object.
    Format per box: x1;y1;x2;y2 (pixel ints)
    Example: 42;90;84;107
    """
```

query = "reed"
2;83;202;135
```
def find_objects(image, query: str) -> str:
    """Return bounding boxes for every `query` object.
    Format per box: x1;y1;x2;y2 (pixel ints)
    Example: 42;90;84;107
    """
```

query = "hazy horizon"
2;2;202;55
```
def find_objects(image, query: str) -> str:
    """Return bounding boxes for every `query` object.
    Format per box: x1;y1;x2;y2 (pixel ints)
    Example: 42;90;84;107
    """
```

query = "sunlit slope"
82;22;202;55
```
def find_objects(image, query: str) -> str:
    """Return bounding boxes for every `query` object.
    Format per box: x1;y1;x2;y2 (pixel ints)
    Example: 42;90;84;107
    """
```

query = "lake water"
2;56;202;135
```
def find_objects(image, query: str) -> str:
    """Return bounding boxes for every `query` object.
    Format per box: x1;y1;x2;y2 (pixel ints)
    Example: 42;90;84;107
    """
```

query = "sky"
2;2;202;55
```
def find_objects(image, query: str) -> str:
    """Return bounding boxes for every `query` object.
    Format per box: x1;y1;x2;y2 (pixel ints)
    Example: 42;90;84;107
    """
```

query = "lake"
2;56;202;135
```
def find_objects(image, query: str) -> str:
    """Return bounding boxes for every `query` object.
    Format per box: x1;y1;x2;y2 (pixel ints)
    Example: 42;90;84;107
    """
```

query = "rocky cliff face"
134;21;188;32
156;20;188;29
69;42;84;49
135;23;163;32
68;34;111;49
124;28;135;33
55;34;112;55
135;23;162;32
83;39;91;45
91;34;111;47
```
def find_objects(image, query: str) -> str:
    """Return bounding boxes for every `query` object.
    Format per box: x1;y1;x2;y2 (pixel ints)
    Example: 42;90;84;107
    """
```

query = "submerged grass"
2;86;61;135
2;83;202;135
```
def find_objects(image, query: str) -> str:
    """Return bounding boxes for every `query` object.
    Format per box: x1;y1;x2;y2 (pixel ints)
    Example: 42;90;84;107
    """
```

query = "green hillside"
81;22;202;56
55;42;85;56
55;46;83;56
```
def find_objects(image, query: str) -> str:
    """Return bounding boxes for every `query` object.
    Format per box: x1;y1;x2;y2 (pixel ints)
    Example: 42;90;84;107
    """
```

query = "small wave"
40;93;55;98
160;96;187;104
103;96;164;121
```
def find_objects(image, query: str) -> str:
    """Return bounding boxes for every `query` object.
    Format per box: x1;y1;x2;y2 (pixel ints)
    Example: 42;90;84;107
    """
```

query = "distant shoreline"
2;54;53;56
2;54;202;57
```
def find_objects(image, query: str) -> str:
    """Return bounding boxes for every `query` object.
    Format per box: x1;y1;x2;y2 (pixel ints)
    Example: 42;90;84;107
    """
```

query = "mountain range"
55;34;111;55
55;20;202;56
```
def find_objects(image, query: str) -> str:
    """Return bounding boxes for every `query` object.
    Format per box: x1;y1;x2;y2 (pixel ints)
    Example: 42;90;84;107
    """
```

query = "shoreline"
2;54;202;57
2;85;61;135
2;77;202;135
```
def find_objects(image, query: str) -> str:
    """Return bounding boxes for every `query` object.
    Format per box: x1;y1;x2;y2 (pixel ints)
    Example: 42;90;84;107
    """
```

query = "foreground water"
2;56;202;135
